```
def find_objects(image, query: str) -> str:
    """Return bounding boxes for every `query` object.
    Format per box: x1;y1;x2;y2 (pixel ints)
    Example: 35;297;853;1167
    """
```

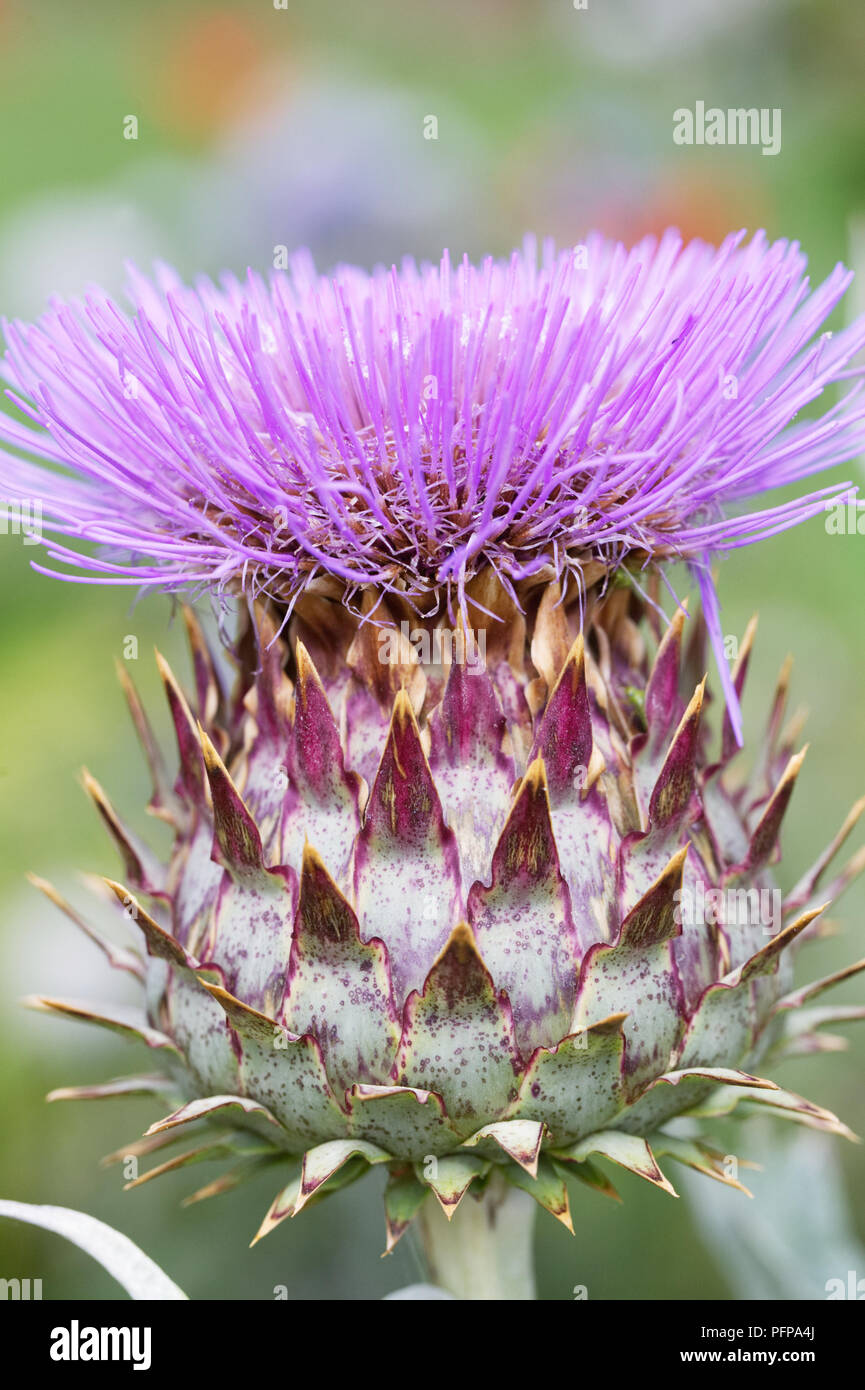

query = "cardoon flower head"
2;229;864;737
2;230;865;1300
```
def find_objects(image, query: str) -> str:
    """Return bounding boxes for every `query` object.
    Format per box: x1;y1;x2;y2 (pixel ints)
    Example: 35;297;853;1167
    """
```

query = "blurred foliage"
0;0;864;1299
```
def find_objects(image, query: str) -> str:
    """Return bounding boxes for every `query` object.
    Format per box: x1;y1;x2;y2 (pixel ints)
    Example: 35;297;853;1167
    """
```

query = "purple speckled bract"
2;230;865;739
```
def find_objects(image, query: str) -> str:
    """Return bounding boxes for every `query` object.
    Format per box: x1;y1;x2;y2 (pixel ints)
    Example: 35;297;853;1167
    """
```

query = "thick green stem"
416;1171;537;1300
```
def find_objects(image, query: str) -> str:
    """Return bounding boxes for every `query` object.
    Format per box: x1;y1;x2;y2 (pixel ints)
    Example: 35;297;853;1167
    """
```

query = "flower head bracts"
30;600;865;1245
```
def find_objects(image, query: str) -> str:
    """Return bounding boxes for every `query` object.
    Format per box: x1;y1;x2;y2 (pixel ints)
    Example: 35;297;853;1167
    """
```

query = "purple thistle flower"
1;227;864;740
10;228;865;1273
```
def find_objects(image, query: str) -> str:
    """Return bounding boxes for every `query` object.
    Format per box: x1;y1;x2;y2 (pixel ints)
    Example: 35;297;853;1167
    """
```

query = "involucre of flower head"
27;595;865;1248
1;229;864;739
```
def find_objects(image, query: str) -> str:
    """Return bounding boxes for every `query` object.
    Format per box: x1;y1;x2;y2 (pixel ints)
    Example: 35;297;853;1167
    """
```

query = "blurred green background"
0;0;864;1300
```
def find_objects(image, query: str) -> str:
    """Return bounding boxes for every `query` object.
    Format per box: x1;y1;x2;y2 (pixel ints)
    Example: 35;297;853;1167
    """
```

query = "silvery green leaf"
383;1283;455;1300
0;1200;188;1300
678;1123;865;1299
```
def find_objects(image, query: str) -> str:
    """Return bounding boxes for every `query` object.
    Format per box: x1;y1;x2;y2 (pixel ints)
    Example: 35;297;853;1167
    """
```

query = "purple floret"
1;229;864;740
